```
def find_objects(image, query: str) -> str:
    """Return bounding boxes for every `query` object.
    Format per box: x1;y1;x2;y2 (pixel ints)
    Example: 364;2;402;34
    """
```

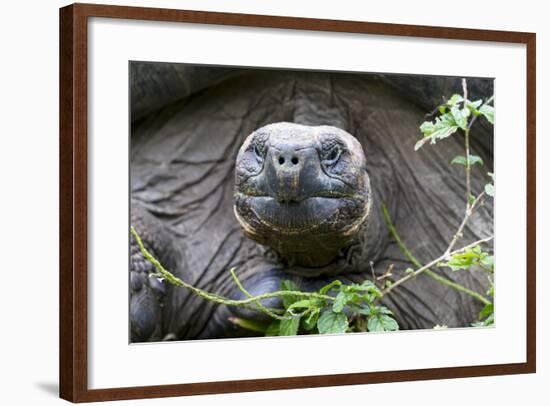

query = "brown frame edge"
59;3;536;402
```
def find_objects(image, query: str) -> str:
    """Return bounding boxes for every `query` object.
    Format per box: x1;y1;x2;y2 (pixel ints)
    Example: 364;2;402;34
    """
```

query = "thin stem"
465;128;471;208
445;191;485;256
462;78;472;210
424;269;491;305
382;204;418;266
462;77;468;105
131;227;334;313
381;204;492;305
381;236;493;304
229;268;287;320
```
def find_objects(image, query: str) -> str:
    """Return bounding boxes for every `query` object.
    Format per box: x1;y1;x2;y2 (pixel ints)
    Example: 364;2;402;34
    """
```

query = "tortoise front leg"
129;204;175;342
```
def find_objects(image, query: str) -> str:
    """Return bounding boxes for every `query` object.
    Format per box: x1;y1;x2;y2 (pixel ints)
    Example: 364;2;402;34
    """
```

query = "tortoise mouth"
246;195;347;233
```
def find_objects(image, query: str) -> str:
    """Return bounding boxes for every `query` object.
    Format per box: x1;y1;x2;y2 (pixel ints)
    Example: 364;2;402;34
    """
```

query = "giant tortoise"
129;63;494;342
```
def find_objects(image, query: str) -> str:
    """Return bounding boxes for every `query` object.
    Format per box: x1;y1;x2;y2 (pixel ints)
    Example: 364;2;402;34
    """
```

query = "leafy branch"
415;78;494;210
131;226;399;335
381;204;492;306
406;78;495;325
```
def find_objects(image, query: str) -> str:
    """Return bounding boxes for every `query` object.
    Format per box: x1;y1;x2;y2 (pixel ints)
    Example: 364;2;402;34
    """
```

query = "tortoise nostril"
291;156;299;165
278;156;285;165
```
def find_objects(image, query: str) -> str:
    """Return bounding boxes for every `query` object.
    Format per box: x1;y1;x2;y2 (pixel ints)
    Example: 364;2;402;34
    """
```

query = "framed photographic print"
59;3;536;402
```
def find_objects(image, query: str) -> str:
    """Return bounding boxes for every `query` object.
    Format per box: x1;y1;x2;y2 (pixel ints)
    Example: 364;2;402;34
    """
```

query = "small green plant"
131;226;399;337
131;78;495;336
264;279;398;336
440;245;494;272
440;244;494;327
412;78;495;326
415;80;494;211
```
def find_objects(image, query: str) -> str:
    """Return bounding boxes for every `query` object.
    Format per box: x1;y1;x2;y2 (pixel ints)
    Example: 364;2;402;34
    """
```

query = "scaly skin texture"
234;123;371;270
129;67;494;342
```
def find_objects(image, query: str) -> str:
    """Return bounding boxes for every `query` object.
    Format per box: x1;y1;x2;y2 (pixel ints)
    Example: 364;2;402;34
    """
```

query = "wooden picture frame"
59;3;536;402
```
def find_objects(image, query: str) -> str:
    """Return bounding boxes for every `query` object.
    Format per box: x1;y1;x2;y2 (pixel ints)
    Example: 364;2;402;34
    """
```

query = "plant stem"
423;269;491;305
462;78;472;210
381;204;492;305
229;268;286;320
380;236;493;304
445;191;485;256
131;226;334;314
465;128;472;208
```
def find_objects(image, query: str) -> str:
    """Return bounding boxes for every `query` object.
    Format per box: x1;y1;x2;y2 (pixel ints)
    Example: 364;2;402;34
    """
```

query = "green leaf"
349;280;382;303
485;183;495;197
354;304;372;316
481;255;494;270
451;155;484;166
451;155;467;166
265;321;281;336
358;279;380;293
359;279;382;296
469;99;483;107
483;313;494;326
451;106;468;130
377;306;394;315
469;155;484;166
367;314;399;332
416;113;459;151
466;99;483;116
446;94;464;107
444;245;493;271
485;172;495;197
468;194;476;206
419;121;435;136
319;280;342;295
302;309;320;331
473;307;494;326
445;249;477;271
479;104;494;124
279;316;301;336
280;280;300;308
332;291;348;313
317;310;348;334
479;303;494;320
405;267;414;274
382;315;399;331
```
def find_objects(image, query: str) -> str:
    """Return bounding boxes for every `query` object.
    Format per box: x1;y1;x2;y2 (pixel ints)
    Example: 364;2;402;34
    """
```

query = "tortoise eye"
322;145;341;166
328;147;339;161
253;143;265;161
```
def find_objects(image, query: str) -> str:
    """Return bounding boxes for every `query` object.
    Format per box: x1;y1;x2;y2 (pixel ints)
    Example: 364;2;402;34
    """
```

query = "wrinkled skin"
234;123;371;270
129;65;493;342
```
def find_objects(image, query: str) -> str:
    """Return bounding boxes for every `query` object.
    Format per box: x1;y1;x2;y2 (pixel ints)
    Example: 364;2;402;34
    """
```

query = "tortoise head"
234;122;372;269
